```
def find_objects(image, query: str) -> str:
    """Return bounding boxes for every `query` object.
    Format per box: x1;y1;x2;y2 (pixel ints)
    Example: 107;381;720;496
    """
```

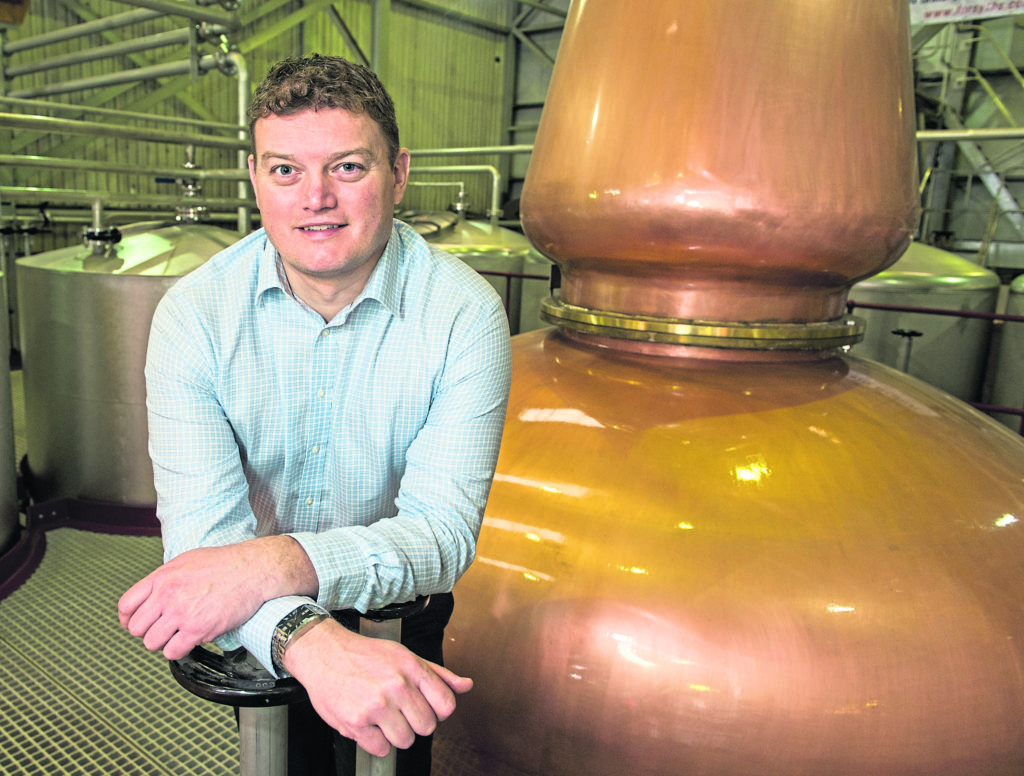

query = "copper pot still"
434;2;1024;776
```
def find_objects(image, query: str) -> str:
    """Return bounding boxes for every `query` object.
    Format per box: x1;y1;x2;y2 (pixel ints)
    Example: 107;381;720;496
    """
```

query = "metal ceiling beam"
394;0;509;35
515;0;566;19
240;0;334;53
328;6;371;68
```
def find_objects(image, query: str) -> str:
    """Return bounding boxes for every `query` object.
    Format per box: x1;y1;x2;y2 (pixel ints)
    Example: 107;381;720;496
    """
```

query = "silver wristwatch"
271;603;330;675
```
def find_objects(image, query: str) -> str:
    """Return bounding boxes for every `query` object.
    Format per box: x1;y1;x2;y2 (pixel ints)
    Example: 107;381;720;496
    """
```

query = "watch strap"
271;603;330;675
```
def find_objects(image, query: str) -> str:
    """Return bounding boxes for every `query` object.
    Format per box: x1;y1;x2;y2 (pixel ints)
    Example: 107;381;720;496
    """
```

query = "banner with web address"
909;0;1024;24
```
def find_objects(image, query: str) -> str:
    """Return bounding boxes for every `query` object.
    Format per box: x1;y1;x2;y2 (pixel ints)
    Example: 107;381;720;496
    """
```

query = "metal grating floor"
1;369;238;775
0;528;238;775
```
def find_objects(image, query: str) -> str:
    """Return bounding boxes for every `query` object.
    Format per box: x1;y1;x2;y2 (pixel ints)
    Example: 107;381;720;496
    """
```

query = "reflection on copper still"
433;2;1024;776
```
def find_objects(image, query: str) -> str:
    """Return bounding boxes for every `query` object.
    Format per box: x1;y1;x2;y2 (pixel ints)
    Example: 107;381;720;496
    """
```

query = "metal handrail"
846;298;1024;430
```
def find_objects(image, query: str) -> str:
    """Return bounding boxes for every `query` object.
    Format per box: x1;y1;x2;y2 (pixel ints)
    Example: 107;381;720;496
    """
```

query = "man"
117;54;512;775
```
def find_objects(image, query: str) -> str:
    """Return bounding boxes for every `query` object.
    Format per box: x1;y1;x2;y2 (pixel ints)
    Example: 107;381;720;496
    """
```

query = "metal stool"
170;596;429;776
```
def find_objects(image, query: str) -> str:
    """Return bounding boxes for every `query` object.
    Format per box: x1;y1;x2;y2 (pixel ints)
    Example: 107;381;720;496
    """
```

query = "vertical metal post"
498;0;519;217
355;617;403;776
0;199;9;357
239;706;289;776
371;0;391;82
228;51;251;234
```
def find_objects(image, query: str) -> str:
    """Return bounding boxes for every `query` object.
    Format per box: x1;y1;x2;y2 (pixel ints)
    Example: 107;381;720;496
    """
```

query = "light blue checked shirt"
145;219;512;675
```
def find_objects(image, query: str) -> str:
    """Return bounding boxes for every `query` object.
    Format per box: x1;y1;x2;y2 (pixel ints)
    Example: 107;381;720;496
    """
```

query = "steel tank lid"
17;221;239;277
402;212;533;257
854;241;1000;293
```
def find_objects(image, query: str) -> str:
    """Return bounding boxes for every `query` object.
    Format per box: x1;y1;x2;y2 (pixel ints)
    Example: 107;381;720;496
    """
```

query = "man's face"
248;107;409;298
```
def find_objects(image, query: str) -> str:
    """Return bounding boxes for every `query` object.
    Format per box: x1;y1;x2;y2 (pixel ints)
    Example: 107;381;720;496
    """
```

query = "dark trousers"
285;592;455;776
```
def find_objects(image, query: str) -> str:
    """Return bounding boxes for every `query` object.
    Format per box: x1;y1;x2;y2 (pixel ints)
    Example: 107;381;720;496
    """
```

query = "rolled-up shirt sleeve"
290;296;512;613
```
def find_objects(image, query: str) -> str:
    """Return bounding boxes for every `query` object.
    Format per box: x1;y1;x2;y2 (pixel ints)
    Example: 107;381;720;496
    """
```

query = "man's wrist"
270;603;330;675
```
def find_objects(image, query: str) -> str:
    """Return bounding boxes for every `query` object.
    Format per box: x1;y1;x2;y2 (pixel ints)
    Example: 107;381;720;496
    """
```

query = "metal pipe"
0;113;247;151
102;0;239;27
0;95;243;132
846;300;1024;323
228;50;252;234
1;9;163;55
15;207;248;227
0;111;524;155
410;144;534;157
0;186;253;212
916;127;1024;142
0;153;249;180
371;0;391;81
8;54;223;99
411;165;502;223
5;27;218;78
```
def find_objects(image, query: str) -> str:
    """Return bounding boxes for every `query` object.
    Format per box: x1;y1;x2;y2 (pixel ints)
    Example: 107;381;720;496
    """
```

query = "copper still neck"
521;1;920;356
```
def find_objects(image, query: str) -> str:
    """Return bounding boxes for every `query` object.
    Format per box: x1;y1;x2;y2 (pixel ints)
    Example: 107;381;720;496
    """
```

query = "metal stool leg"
170;647;305;776
240;705;289;776
354;597;429;776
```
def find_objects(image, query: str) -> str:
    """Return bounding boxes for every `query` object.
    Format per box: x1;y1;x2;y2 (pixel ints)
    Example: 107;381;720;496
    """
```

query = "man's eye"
340;162;363;173
272;164;294;176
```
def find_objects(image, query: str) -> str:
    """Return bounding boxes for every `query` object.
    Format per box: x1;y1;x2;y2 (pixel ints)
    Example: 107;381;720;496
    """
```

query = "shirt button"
305;497;313;506
321;329;330;337
312;445;320;454
318;389;326;398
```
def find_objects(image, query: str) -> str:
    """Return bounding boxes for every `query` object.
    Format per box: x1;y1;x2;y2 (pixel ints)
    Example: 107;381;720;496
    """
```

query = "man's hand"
284;618;473;756
117;536;317;660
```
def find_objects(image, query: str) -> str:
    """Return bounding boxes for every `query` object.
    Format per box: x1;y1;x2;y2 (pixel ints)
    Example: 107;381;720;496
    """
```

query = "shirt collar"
357;221;402;318
254;221;404;320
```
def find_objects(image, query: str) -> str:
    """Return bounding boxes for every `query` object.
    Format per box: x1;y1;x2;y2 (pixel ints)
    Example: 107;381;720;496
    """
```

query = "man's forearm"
253;534;320;601
118;533;321;661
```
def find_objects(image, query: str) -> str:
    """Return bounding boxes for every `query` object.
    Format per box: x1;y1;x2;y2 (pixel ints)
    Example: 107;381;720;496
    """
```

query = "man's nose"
304;172;337;210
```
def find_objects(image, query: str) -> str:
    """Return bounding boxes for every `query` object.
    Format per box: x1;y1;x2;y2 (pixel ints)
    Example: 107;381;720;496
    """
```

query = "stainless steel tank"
434;2;1024;775
990;271;1024;431
848;242;1000;402
17;221;238;505
402;212;533;334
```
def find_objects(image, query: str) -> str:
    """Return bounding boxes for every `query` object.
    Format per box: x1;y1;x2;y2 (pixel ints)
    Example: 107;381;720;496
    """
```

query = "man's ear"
393;148;411;205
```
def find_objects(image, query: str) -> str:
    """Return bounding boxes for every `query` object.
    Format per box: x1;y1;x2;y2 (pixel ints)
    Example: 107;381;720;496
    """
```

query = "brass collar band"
539;297;865;351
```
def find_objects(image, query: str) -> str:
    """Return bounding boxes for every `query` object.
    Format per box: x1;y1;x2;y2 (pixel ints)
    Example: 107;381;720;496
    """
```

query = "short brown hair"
247;54;400;166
